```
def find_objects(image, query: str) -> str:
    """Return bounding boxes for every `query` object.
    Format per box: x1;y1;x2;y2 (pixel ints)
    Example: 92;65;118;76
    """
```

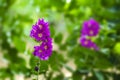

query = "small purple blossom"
81;19;100;36
80;19;100;51
30;18;52;60
33;39;52;60
80;37;92;48
80;37;99;51
30;19;50;41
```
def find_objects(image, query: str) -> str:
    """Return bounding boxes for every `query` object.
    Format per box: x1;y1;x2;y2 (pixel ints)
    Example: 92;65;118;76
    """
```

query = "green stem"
37;71;39;80
37;60;40;80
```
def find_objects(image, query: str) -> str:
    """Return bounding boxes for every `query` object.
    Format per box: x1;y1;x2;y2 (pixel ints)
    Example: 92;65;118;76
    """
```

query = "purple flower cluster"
80;19;100;51
30;18;52;60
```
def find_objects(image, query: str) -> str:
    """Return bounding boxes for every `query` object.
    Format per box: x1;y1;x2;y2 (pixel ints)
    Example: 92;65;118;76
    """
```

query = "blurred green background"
0;0;120;80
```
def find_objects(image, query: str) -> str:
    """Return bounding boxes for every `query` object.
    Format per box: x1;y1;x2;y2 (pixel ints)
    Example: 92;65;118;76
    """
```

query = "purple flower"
42;41;52;56
33;40;52;60
30;19;50;41
80;37;92;48
33;45;45;58
80;19;100;51
81;19;100;36
80;37;99;51
30;18;52;60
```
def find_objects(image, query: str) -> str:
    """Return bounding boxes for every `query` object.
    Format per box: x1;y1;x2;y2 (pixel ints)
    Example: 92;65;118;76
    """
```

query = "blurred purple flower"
80;19;100;51
81;19;100;36
80;37;92;48
80;37;99;51
30;18;52;60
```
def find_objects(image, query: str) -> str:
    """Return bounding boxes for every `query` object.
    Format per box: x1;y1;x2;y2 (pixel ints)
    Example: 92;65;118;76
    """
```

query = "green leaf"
49;0;65;11
113;73;120;80
48;51;66;71
72;71;83;80
114;42;120;54
94;71;104;80
59;44;67;51
50;26;55;38
52;74;64;80
39;60;48;73
54;33;63;44
94;58;112;69
30;56;39;67
13;36;26;52
48;52;60;71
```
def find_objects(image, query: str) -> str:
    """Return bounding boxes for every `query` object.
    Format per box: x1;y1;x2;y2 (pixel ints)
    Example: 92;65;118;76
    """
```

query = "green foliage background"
0;0;120;80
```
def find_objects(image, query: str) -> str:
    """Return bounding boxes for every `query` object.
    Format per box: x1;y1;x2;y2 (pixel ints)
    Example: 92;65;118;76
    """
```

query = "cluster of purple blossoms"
80;19;100;51
30;18;52;60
